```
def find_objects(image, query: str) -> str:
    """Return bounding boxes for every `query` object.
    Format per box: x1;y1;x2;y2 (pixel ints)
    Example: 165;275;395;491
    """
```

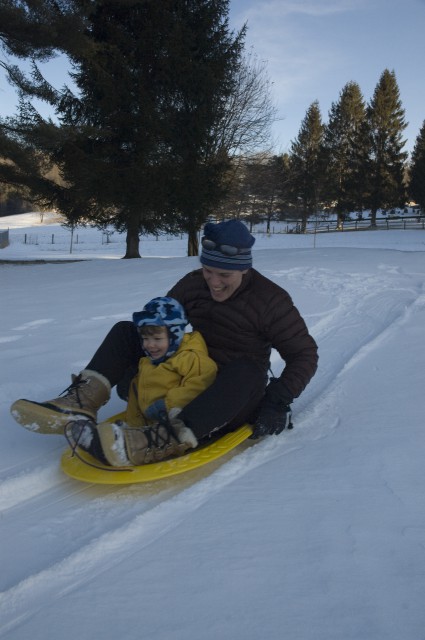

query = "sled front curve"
61;423;253;485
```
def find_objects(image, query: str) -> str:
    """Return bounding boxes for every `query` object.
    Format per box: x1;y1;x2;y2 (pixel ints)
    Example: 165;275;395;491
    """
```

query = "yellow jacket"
125;331;217;427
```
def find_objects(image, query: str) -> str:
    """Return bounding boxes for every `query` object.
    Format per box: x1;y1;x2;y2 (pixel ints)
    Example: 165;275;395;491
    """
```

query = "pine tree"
143;0;246;256
0;0;86;60
366;69;408;226
289;101;325;231
409;120;425;212
0;0;247;258
323;81;370;229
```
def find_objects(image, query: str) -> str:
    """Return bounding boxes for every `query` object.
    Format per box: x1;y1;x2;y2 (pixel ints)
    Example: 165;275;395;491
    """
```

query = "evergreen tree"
409;120;425;212
0;0;246;258
0;0;86;61
289;101;325;232
323;81;370;228
366;69;408;226
146;1;246;256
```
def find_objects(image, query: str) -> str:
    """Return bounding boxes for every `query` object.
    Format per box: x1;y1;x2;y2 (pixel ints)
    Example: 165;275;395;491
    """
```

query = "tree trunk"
123;221;141;258
266;215;271;234
187;229;199;256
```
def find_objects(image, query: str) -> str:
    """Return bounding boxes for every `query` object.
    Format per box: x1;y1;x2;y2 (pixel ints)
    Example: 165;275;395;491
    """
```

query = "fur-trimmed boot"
68;410;198;467
11;369;111;435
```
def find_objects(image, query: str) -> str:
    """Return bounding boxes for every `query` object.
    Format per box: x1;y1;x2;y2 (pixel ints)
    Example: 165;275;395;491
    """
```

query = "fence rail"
304;216;425;234
3;216;425;251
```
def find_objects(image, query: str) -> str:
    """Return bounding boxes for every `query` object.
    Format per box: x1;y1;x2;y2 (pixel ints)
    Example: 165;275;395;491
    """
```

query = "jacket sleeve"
164;351;217;412
262;291;318;400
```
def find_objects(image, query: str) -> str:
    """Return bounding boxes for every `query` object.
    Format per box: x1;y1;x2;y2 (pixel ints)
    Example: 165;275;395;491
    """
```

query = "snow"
1;213;425;640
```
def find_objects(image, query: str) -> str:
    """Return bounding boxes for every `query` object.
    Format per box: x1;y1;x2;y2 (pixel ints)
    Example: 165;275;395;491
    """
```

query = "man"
11;219;318;464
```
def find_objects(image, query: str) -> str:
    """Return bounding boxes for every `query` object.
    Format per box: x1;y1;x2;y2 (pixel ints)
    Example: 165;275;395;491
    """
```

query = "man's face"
202;265;247;302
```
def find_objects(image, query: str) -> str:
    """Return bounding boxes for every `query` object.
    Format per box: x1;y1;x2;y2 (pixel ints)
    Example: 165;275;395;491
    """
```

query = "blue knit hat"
200;219;255;271
133;297;188;362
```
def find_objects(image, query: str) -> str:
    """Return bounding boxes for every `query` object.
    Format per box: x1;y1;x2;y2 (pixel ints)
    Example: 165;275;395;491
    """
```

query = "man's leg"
179;358;267;440
86;321;142;387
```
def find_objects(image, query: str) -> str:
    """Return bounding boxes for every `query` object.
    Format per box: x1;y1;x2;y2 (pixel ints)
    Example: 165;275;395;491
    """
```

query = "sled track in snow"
300;289;425;425
0;460;69;513
0;437;289;635
291;274;425;430
1;281;424;634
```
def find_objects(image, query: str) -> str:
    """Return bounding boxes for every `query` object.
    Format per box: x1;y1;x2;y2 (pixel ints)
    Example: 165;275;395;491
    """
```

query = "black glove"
251;378;293;439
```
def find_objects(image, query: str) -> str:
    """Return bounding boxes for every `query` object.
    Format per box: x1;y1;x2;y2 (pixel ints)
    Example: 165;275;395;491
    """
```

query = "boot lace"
64;419;129;472
64;418;96;456
59;374;86;408
143;411;180;452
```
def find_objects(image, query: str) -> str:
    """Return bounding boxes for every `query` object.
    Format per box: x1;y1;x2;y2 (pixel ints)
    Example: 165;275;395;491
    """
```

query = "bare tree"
213;51;277;159
180;50;278;255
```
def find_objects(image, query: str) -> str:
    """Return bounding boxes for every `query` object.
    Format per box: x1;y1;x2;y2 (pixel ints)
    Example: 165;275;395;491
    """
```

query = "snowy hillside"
0;214;424;639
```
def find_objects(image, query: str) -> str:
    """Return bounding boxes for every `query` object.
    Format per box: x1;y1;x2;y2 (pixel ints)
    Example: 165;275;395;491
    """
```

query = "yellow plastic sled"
61;420;253;485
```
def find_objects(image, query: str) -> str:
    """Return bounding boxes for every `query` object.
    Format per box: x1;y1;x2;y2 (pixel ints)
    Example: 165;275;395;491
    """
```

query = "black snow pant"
86;321;266;440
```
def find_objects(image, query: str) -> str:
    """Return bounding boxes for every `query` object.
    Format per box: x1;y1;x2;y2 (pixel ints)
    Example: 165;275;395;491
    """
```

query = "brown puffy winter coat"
168;268;318;400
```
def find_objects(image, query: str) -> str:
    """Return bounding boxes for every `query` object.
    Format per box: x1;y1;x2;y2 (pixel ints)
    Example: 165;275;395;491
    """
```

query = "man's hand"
251;403;292;438
251;378;293;439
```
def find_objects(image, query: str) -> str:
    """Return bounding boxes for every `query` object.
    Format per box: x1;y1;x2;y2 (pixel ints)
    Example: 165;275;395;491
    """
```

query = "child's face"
141;327;169;360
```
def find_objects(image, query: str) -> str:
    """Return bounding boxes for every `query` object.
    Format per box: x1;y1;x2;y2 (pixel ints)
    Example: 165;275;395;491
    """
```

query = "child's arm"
165;350;217;413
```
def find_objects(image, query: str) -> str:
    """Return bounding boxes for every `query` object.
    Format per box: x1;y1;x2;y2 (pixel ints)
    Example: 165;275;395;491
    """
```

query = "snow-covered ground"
1;213;424;640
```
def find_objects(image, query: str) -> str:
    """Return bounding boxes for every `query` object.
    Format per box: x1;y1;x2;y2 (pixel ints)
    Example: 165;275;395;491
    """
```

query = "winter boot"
65;419;110;465
75;411;198;467
10;369;111;435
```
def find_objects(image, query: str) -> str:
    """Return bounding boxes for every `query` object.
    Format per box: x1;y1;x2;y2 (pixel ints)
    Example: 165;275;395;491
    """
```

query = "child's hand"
144;398;166;420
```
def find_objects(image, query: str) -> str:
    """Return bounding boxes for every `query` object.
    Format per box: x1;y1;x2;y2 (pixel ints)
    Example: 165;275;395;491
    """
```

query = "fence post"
0;229;9;248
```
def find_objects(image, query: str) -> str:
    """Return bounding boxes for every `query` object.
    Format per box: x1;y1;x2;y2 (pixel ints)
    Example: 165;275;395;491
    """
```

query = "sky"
229;0;425;154
1;214;424;639
0;0;425;154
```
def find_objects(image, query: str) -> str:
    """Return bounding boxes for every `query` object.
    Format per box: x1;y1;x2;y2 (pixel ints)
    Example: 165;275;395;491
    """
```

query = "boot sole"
11;399;95;435
97;423;132;466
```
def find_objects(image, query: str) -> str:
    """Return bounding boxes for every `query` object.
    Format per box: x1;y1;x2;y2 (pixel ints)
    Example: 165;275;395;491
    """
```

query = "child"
67;297;217;467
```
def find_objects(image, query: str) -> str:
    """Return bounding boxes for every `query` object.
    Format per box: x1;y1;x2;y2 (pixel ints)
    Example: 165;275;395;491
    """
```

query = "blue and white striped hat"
200;219;255;271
